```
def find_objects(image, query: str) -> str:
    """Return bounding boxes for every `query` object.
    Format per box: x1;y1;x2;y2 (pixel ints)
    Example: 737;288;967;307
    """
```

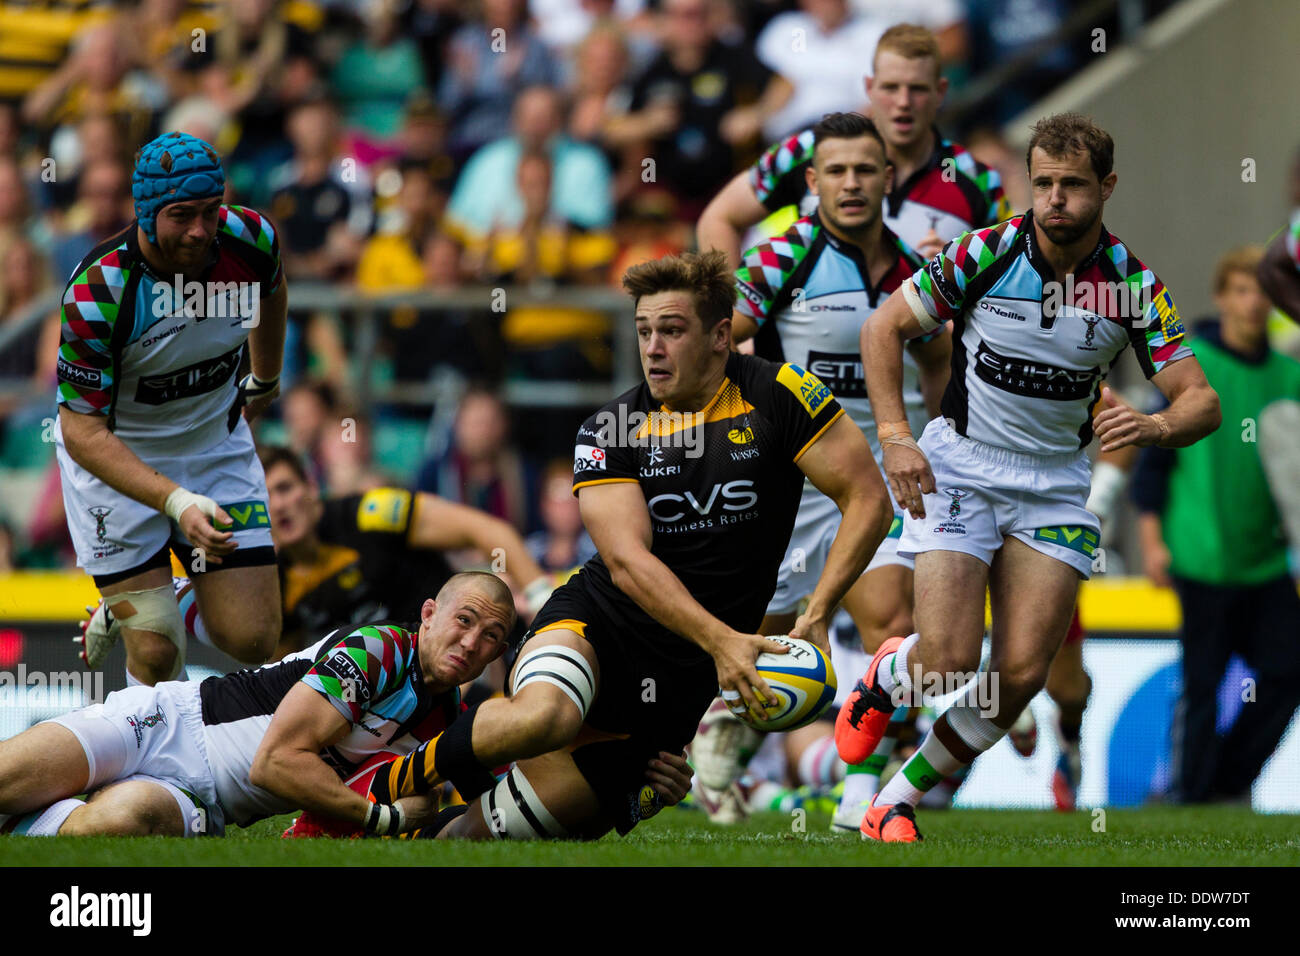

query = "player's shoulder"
943;139;998;185
62;224;138;298
351;487;415;534
1095;228;1165;290
314;619;418;663
218;204;280;255
732;352;829;410
951;213;1026;262
579;381;652;432
752;127;815;186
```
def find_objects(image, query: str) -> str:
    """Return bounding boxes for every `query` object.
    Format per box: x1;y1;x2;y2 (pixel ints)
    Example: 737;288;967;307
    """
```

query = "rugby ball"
738;636;837;732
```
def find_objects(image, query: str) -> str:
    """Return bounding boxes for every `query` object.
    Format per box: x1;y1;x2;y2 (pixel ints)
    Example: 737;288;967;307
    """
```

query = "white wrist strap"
164;488;218;524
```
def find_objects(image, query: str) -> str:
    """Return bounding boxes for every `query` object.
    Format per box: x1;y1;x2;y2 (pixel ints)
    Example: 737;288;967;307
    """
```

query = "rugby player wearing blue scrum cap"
59;131;289;690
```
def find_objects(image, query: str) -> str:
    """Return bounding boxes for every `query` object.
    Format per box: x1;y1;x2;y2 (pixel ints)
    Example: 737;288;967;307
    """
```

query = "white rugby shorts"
767;480;911;616
897;418;1100;578
44;681;225;835
56;416;273;578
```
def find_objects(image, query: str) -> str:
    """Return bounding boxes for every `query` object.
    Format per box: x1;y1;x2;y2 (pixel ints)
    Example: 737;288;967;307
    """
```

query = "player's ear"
805;162;818;197
1100;171;1117;202
422;598;437;623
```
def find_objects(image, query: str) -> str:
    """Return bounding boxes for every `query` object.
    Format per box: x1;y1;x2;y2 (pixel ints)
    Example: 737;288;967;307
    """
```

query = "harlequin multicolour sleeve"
734;219;816;327
749;128;815;212
56;250;131;415
910;216;1023;325
1130;277;1193;378
218;205;284;297
301;624;416;725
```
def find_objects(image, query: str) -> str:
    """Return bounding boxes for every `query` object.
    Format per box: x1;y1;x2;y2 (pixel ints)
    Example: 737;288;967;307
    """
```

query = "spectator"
438;0;562;163
444;84;613;244
49;158;131;285
853;0;968;65
604;0;777;220
400;0;464;93
0;156;53;257
357;161;443;293
277;377;338;485
416;387;536;533
20;19;158;149
965;0;1077;123
0;239;60;428
526;459;597;573
753;0;882;141
1133;246;1300;805
268;93;373;281
329;0;427;147
317;409;390;496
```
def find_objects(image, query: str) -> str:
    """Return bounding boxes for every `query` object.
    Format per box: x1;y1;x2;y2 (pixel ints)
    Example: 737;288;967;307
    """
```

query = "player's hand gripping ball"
738;636;837;732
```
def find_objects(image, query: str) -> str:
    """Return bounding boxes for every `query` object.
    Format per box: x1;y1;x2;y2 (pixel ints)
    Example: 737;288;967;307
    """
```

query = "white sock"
875;633;919;698
877;680;1006;808
838;706;910;812
796;734;844;787
5;798;85;836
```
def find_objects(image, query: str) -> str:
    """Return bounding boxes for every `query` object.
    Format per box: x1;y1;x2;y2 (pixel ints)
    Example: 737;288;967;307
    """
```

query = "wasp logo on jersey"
728;425;755;445
777;364;832;416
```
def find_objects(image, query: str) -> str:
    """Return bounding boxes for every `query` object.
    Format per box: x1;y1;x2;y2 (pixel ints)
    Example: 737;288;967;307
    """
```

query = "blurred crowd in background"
0;0;1183;570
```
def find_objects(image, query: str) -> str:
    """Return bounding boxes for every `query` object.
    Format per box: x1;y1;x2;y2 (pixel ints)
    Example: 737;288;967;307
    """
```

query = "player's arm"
250;683;376;826
1258;230;1300;321
791;415;893;652
906;325;951;419
730;310;759;345
1092;362;1220;453
861;282;939;517
407;493;552;610
242;279;288;421
579;480;788;716
698;171;770;270
58;406;237;559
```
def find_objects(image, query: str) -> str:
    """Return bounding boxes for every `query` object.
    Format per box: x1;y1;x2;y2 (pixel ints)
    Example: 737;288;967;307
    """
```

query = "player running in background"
255;445;555;658
0;573;510;837
839;113;1221;841
355;251;893;841
697;24;1012;268
692;113;948;829
59;132;287;686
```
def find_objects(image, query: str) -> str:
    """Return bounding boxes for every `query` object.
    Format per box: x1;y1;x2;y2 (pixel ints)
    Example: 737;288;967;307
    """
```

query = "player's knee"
510;690;583;751
510;644;595;749
207;616;278;665
58;801;159;837
128;631;179;677
920;642;981;683
995;660;1050;714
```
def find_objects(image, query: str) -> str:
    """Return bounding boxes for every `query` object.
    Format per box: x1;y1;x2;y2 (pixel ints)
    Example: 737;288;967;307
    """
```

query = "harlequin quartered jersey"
54;206;283;457
907;211;1194;454
747;126;1014;253
734;210;930;455
198;621;460;826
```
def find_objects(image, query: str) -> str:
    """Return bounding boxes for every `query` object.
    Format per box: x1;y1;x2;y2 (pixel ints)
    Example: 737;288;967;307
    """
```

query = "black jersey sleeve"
764;360;845;463
572;402;641;494
326;488;417;542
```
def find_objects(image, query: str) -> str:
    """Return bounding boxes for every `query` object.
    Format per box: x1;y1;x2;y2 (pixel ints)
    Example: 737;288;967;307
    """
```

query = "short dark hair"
1026;113;1115;182
812;112;890;164
436;571;517;635
257;444;309;484
621;249;734;329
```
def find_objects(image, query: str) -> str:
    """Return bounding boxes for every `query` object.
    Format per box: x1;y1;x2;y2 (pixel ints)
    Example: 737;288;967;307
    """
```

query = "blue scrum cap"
132;131;225;243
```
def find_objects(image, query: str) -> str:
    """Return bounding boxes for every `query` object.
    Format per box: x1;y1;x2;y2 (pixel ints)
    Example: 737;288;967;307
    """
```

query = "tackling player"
0;573;510;837
700;112;949;829
360;251;893;840
838;113;1221;841
256;445;555;657
697;24;1012;268
59;132;287;686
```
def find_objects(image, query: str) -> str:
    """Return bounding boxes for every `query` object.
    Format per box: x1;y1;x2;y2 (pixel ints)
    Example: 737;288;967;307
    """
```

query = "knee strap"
511;645;596;720
478;766;567;840
107;585;186;680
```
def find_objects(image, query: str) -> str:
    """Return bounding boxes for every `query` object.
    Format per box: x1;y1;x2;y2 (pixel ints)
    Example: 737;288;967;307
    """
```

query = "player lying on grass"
0;573;527;837
344;251;893;841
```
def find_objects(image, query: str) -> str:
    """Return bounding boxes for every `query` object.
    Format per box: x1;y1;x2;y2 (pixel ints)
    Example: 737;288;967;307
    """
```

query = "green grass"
2;805;1297;866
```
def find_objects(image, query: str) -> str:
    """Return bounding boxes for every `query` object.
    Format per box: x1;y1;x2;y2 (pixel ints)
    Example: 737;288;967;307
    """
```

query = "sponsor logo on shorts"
1032;525;1098;558
88;506;112;544
216;500;269;531
933;488;969;535
125;705;167;749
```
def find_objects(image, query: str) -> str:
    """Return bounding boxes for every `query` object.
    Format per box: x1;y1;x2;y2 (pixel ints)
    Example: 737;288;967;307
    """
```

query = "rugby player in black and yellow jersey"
255;446;554;659
363;251;893;840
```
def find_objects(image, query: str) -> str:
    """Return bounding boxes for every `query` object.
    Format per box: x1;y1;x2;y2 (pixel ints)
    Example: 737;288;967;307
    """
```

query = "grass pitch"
1;805;1296;866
